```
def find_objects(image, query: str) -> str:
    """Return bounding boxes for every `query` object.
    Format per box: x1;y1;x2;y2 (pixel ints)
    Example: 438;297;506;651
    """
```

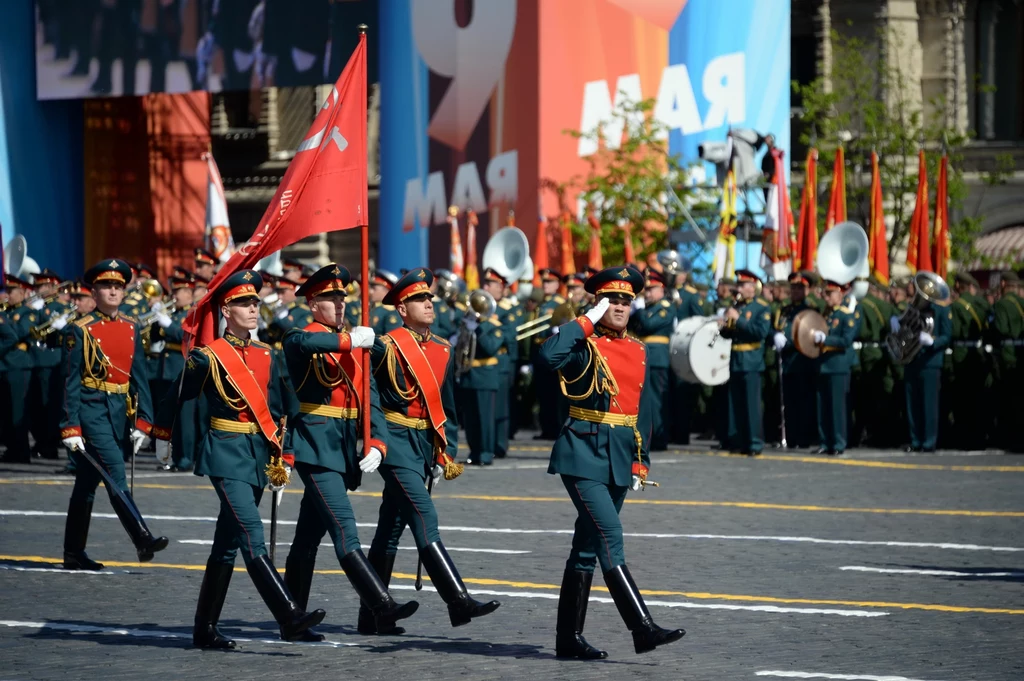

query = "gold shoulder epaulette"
554;295;566;304
756;297;769;306
839;305;855;314
74;314;94;327
251;339;271;349
498;298;513;310
383;304;396;311
684;284;697;294
431;333;451;347
120;313;138;323
660;299;671;308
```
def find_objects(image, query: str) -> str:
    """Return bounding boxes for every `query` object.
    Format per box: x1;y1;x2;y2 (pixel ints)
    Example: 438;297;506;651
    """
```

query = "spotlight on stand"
698;128;765;188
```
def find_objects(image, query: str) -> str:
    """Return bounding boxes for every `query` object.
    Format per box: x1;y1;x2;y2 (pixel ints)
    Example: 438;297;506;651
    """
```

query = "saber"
414;474;435;590
128;393;139;496
777;353;788;449
73;442;146;525
640;479;660;489
269;416;288;564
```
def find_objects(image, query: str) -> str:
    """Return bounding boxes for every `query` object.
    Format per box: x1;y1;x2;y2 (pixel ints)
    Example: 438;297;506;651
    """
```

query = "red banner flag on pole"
825;146;846;232
868;151;890;286
932;154;950;278
533;213;550;286
762;148;794;279
906;149;932;274
586;212;604;270
184;31;368;350
447;206;464;277
465;210;480;290
794;148;818;272
559;211;575;276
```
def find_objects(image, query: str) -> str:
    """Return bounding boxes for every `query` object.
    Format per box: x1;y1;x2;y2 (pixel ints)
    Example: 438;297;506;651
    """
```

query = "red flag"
906;149;932;273
447;206;464;277
794;148;818;271
763;148;794;265
825;146;846;232
184;33;368;349
465;210;479;290
533;213;550;286
868;151;889;286
623;222;636;264
932;154;950;278
586;212;604;270
559;211;575;276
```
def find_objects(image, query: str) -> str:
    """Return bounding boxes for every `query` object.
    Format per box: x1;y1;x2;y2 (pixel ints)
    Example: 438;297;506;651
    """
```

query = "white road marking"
839;566;1024;578
175;539;529;554
385;585;886;617
0;619;358;647
4;510;1020;553
0;565;128;575
756;672;949;680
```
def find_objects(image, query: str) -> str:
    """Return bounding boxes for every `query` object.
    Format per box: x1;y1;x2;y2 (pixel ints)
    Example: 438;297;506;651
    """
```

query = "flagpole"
357;24;371;462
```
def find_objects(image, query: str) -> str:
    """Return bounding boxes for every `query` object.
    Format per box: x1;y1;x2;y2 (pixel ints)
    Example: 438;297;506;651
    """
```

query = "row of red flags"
793;146;951;286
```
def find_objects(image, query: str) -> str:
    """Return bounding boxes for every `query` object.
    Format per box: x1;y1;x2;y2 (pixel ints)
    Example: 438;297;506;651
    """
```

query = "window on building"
975;0;1024;141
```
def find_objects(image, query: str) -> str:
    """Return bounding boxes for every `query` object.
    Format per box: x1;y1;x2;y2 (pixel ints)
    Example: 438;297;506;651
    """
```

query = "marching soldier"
59;259;167;570
151;273;196;471
367;268;501;629
280;264;419;641
773;273;817;448
718;270;771;456
539;266;684;659
459;268;505;466
813;280;860;456
989;271;1023;452
947;272;989;449
369;270;402;336
628;269;673;451
153;269;326;648
533;269;567;440
0;276;39;463
893;273;952;452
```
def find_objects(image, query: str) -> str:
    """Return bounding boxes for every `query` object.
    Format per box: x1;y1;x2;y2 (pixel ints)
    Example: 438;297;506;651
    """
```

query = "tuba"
454;289;496;376
817;221;869;286
481;227;530;285
885;271;950;364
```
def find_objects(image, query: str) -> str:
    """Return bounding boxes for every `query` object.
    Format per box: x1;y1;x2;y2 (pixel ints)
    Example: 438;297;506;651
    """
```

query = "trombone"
515;302;576;341
25;280;74;308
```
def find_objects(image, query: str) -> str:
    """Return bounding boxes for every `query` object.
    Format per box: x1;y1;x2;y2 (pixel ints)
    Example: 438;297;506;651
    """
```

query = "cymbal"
792;309;829;358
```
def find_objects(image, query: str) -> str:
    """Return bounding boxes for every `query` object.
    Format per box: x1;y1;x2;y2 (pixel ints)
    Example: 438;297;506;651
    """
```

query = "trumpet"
138;302;177;326
25;280;74;308
29;311;73;341
515;301;576;341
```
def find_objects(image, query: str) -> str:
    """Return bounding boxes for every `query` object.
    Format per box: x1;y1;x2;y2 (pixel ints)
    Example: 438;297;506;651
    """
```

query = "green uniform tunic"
1;306;38;461
776;300;817;448
817;299;860;453
904;301;952;451
720;297;771;454
459;314;504;465
629;298;673;451
946;294;989;448
988;292;1024;452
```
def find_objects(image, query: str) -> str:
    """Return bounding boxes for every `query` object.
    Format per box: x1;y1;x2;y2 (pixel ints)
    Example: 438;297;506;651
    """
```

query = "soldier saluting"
367;268;500;630
539;266;684;659
59;259;167;570
280;264;419;641
154;269;325;648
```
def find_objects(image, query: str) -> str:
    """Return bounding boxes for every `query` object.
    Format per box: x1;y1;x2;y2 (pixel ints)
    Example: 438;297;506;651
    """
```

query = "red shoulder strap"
388;327;447;447
206;338;280;450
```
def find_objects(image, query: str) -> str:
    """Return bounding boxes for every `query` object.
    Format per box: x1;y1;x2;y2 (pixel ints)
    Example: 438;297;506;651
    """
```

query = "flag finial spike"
357;24;368;35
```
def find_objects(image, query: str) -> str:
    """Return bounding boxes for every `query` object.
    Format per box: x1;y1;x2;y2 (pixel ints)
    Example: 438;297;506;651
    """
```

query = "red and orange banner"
794;148;818;272
932;154;950;279
906;149;932;274
825;146;846;232
867;151;889;286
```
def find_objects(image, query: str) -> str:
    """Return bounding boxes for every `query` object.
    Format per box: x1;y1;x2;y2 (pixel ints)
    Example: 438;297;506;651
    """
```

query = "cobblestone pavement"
1;437;1022;681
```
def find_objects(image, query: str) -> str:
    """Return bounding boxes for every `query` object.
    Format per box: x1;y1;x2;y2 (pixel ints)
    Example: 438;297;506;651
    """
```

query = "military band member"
761;282;782;446
892;273;952;452
718;270;771;456
154;269;326;648
152;273;196;472
813;280;860;456
429;270;458;340
367;268;500;629
485;268;519;459
59;259;167;570
773;273;817;448
30;269;68;459
628;269;674;451
194;247;218;282
533;268;567;440
989;271;1023;452
668;269;703;445
457;272;504;466
0;276;39;463
564;273;587;315
849;275;895;448
193;273;211;301
281;264;419;641
369;270;402;336
947;272;991;448
539;266;684;659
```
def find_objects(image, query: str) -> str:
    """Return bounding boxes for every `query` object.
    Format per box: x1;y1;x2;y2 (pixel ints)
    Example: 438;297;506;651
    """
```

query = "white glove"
518;364;531;376
773;332;787;351
29;297;45;310
275;307;289;320
889;315;901;333
130;429;149;455
262;292;280;306
584;297;611;326
156;313;173;328
551;326;560;335
812;330;827;344
151;301;165;314
51;314;70;332
631;297;646;312
464;318;479;332
715;308;726;318
62;436;85;452
155;439;172;465
349;326;375;349
919;331;934;346
630;475;642;491
431;464;444;483
359;446;383;473
270;466;291;493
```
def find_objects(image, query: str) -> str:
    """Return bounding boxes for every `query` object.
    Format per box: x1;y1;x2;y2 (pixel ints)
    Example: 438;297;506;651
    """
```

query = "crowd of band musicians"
0;235;1020;659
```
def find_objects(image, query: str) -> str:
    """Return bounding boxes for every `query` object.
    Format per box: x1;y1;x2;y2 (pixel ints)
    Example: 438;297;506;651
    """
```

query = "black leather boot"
357;552;407;635
284;548;325;642
193;559;236;649
107;491;168;562
246;555;326;641
341;550;418;634
555;567;607;660
419;541;500;627
62;501;104;571
604;565;685;654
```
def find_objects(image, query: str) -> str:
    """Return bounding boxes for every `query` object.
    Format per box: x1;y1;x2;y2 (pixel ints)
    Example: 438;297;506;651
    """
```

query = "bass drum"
669;316;732;386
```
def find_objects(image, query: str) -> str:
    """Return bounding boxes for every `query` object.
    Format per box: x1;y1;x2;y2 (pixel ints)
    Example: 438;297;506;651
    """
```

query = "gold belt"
210;417;259;434
383;409;429;430
164;342;182;352
470;357;498;367
299;402;359;419
731;342;762;352
15;342;28;352
567;406;643;460
81;377;130;393
640;335;670;344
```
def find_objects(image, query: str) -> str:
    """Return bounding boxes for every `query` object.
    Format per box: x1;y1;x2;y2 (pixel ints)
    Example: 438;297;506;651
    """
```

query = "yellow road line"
3;554;1022;615
1;479;1020;517
662;449;1024;472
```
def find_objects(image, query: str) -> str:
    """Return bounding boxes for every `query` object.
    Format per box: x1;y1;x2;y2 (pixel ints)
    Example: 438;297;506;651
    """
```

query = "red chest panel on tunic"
229;343;273;423
87;317;137;384
594;335;646;416
396;336;450;419
304;322;362;408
